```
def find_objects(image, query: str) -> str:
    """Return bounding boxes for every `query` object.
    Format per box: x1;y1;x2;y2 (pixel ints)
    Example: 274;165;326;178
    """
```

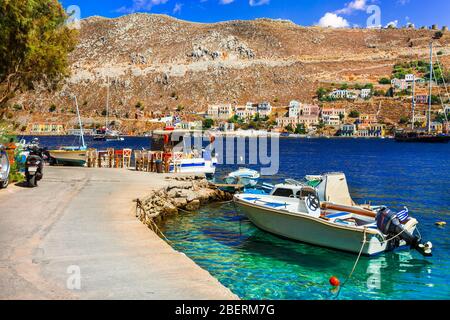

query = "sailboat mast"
74;96;86;149
428;42;433;134
106;76;110;130
412;74;416;130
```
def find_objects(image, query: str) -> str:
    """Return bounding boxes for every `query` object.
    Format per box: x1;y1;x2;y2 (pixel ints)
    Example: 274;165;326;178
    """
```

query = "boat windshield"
272;188;295;198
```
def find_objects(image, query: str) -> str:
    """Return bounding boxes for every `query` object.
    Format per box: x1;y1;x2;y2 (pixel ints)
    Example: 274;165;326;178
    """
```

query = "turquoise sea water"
160;138;450;300
31;136;450;300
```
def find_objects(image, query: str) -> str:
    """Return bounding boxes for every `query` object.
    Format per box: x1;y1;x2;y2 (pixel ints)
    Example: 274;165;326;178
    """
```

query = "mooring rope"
334;228;367;299
135;199;172;244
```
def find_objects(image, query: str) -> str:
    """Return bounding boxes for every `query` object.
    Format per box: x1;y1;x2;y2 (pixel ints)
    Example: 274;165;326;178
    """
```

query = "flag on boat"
396;207;410;223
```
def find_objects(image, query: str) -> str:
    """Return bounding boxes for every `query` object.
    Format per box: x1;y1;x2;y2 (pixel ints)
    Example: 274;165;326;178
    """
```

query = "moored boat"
234;186;432;257
49;96;88;167
150;129;218;177
225;168;260;187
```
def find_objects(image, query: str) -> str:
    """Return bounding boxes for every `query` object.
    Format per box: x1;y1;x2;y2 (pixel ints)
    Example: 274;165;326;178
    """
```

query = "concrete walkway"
0;167;238;300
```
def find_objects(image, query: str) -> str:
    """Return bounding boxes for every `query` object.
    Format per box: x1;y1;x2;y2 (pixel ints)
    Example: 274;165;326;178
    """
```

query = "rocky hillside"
7;13;450;129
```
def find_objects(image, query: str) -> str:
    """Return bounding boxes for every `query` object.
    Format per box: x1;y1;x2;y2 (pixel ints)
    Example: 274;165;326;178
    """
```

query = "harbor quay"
0;166;238;300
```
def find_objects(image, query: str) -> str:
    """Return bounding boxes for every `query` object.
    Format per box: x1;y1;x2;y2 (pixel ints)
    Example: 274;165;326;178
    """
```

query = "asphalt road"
0;167;237;300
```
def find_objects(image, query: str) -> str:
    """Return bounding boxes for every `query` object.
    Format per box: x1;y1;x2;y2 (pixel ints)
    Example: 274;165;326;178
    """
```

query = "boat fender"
376;208;432;257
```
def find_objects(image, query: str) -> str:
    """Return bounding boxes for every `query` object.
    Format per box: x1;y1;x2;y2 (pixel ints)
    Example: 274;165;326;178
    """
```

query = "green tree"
0;0;78;112
340;83;349;90
285;124;294;133
316;87;328;100
399;116;409;124
202;118;214;129
349;110;360;118
295;124;307;134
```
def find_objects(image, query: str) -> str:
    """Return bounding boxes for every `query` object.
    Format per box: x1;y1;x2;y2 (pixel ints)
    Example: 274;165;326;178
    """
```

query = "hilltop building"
207;104;234;120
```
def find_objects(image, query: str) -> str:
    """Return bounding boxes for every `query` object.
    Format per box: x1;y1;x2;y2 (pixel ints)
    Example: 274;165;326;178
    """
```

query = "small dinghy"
234;186;432;257
225;168;260;187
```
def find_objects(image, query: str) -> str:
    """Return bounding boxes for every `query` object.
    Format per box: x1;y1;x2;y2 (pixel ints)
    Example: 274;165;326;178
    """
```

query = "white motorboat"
234;185;432;257
249;173;384;211
225;168;260;187
150;129;218;177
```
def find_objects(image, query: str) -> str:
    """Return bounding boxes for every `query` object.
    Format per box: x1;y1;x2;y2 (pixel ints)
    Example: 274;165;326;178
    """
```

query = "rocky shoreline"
136;175;233;232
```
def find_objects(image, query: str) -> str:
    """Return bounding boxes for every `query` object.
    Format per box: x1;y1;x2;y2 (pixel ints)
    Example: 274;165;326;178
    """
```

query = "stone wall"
136;175;233;230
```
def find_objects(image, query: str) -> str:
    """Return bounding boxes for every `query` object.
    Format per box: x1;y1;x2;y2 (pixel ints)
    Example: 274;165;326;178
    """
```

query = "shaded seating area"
86;148;178;174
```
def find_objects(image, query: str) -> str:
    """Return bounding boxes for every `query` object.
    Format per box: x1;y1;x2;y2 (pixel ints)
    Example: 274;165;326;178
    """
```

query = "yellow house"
29;123;65;135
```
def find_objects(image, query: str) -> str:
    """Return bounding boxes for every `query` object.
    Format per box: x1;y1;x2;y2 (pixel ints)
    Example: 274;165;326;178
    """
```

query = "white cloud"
318;12;350;28
249;0;270;6
116;0;169;14
220;0;235;4
336;0;369;15
173;3;183;14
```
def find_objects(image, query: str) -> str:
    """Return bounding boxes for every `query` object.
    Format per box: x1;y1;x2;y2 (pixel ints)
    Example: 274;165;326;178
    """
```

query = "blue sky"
61;0;449;28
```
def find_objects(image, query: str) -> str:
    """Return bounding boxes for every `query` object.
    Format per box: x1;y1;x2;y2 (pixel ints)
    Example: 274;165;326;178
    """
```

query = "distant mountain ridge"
9;13;450;129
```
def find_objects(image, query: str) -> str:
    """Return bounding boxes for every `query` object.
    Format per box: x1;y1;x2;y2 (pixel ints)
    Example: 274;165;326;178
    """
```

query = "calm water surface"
29;136;450;300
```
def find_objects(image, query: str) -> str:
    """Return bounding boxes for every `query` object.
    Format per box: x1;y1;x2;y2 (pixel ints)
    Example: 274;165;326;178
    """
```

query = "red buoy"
329;276;340;287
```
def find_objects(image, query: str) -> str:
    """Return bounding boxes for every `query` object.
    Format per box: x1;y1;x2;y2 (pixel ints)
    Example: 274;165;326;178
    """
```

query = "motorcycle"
25;146;44;187
0;144;10;189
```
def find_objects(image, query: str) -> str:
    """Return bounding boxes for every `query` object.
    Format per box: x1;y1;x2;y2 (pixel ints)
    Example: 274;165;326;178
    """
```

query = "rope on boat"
379;228;407;244
334;228;367;299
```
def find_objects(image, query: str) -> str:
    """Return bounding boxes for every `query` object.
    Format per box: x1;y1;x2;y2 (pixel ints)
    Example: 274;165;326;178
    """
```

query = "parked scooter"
25;146;44;187
0;144;10;189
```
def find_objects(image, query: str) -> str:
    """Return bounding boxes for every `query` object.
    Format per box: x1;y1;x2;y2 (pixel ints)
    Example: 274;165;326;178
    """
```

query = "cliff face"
8;13;450;128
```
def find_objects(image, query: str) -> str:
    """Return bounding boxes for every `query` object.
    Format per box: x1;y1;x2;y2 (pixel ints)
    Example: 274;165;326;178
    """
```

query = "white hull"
49;150;87;166
234;196;417;256
170;158;217;176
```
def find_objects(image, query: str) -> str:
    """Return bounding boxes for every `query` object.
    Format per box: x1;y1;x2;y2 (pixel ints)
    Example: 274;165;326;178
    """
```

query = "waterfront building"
297;115;320;128
321;107;347;118
236;103;258;121
257;102;272;117
277;117;299;128
67;128;96;136
177;121;203;131
358;114;378;125
430;122;443;133
288;100;301;118
355;123;385;137
289;101;320;117
29;123;65;135
322;115;341;126
207;104;234;120
219;122;235;132
339;124;357;137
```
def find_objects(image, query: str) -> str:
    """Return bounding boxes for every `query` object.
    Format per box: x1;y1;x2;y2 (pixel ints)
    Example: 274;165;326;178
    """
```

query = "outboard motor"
376;207;432;257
